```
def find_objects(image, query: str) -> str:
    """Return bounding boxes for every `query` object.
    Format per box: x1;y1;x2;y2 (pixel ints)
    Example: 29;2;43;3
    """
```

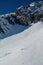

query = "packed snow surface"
0;21;43;65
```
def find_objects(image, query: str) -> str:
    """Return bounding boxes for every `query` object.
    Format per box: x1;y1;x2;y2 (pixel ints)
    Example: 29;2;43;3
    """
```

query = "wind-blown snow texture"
0;1;43;65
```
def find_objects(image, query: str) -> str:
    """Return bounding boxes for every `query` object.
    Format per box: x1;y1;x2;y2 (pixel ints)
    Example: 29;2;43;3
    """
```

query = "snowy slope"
0;1;43;65
0;21;43;65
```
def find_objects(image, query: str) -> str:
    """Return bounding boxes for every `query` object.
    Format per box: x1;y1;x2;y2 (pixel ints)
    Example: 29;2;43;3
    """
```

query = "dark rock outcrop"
0;1;43;34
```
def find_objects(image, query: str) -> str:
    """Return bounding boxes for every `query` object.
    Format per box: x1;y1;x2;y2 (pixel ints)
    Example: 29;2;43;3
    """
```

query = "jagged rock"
39;1;43;6
30;2;38;7
0;25;5;34
0;1;43;34
40;18;43;21
5;16;15;25
15;1;43;24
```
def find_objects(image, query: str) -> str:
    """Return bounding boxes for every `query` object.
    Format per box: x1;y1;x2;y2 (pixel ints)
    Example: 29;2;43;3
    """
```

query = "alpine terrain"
0;1;43;65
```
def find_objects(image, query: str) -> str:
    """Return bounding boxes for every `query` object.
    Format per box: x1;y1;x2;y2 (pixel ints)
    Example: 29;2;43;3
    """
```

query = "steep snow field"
0;21;43;65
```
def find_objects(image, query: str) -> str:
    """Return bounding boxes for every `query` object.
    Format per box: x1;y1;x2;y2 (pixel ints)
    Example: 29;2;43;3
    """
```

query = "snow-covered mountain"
0;1;43;39
0;1;43;65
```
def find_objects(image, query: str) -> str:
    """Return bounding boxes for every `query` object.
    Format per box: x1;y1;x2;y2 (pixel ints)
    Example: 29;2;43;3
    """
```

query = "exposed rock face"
0;25;5;34
15;1;43;24
0;1;43;34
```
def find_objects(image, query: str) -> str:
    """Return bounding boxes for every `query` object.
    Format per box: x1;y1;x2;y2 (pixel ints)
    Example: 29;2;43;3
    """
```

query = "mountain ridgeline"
0;1;43;34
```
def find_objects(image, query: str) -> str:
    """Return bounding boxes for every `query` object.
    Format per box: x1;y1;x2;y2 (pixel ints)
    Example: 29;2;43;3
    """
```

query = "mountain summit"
0;1;43;39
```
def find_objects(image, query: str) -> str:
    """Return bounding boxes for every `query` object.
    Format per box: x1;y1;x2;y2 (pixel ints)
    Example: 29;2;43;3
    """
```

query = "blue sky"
0;0;42;14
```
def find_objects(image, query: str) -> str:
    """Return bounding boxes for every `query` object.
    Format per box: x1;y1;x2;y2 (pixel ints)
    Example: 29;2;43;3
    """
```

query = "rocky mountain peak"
0;1;43;35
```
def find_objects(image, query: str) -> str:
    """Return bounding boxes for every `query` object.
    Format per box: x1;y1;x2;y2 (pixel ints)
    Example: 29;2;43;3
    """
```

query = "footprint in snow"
0;52;11;58
21;47;27;51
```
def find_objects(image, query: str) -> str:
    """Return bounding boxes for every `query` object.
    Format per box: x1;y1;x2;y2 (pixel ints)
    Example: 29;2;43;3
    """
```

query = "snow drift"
0;22;43;65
